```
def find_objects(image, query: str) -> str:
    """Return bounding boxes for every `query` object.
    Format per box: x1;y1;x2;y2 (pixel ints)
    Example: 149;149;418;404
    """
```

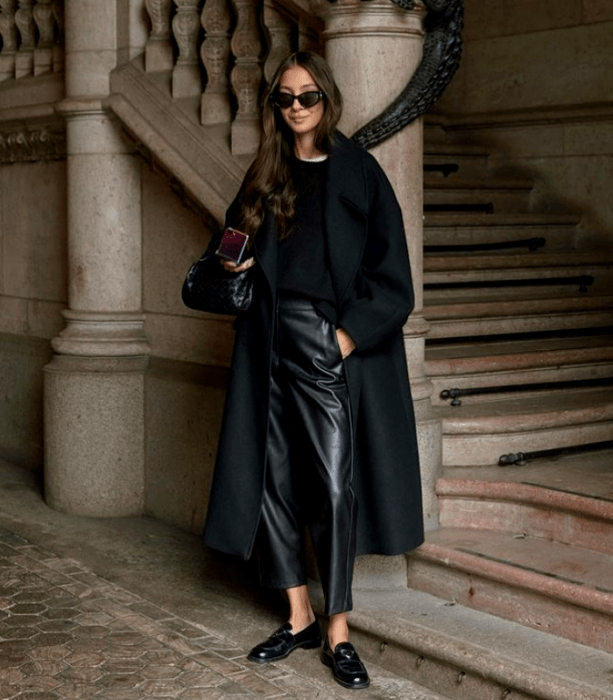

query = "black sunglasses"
272;90;325;110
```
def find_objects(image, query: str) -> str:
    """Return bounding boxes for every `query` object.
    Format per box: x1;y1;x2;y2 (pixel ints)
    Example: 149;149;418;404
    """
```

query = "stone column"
43;0;149;517
314;0;442;536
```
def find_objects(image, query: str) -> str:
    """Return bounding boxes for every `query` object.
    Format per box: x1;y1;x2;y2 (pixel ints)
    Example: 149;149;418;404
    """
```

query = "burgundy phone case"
216;228;249;263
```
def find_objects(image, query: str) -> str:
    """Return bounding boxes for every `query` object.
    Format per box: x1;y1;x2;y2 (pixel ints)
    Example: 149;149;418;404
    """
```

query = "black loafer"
248;620;322;663
322;641;370;689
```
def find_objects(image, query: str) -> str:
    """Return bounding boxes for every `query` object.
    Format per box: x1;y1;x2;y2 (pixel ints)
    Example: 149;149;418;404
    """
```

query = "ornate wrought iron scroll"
345;0;464;150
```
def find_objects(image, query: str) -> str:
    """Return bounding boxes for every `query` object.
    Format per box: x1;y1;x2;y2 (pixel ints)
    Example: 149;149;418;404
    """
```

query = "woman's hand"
335;328;356;359
221;257;255;273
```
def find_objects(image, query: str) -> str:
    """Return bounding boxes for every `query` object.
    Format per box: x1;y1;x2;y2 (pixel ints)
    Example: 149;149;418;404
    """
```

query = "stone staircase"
107;24;613;659
102;3;613;682
410;122;613;655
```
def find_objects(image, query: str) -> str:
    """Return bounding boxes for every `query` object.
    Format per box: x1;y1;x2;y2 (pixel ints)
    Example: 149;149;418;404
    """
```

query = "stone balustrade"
0;0;62;81
145;0;322;154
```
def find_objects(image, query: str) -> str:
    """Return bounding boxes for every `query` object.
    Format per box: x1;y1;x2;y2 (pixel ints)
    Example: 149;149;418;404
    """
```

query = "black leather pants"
256;296;357;616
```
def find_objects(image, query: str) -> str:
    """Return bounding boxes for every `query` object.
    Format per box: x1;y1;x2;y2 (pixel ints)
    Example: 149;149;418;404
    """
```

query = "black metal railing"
441;376;613;406
425;238;546;254
499;440;613;466
425;275;594;293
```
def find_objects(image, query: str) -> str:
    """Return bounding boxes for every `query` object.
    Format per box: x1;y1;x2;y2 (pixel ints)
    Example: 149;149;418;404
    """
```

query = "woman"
202;51;423;690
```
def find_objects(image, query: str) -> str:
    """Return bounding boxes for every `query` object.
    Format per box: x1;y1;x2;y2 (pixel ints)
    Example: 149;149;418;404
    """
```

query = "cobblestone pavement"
0;526;445;700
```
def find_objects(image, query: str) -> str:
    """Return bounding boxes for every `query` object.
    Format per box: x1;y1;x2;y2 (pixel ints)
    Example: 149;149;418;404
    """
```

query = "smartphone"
216;227;249;264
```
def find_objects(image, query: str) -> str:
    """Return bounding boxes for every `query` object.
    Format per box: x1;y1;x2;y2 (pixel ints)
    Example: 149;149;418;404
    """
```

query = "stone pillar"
314;0;442;535
43;0;149;517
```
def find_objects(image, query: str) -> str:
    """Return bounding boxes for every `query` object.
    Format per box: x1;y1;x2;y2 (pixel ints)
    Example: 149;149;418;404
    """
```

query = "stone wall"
442;0;613;114
437;0;613;244
0;152;232;531
141;164;233;532
0;159;66;469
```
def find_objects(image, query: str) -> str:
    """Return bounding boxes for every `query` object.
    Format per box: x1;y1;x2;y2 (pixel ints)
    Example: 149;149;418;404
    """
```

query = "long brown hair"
236;51;343;240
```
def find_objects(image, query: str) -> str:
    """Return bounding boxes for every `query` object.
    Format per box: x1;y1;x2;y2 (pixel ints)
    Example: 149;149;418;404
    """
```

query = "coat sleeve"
337;154;415;353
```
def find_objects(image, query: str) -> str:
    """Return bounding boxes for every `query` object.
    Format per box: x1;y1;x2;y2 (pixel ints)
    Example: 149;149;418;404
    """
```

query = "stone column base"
43;355;148;517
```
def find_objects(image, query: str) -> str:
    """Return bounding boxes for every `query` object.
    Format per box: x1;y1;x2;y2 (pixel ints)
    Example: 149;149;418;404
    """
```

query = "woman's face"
277;65;325;139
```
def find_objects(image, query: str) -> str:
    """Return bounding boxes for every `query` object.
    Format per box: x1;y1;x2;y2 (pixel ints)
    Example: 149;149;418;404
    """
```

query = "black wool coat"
202;132;424;559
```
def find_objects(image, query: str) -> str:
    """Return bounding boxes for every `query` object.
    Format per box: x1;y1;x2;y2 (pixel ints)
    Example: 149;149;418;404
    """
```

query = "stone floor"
0;461;447;700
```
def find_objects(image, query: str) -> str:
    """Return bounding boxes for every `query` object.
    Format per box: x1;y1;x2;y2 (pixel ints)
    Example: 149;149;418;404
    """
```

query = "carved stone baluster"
172;0;203;98
230;0;263;155
0;0;18;81
51;0;63;73
15;0;35;78
33;0;55;75
145;0;173;73
200;0;232;124
262;1;292;85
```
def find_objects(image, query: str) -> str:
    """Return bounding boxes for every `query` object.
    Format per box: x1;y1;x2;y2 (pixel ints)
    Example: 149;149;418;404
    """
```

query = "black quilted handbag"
182;252;253;315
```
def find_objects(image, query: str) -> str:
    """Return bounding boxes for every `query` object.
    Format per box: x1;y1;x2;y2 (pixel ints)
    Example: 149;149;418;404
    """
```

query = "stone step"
425;293;613;338
426;334;613;400
435;456;613;555
407;527;613;653
439;387;613;466
424;175;533;213
352;587;613;700
424;250;612;272
424;261;613;296
424;212;582;252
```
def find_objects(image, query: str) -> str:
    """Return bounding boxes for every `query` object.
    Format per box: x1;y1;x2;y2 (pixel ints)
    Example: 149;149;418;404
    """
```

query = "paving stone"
10;604;47;615
19;662;68;677
0;667;25;683
232;671;289;697
0;526;443;700
42;608;80;621
55;681;100;699
129;602;172;621
27;646;70;661
36;633;74;647
189;651;246;675
177;668;226;687
59;667;105;683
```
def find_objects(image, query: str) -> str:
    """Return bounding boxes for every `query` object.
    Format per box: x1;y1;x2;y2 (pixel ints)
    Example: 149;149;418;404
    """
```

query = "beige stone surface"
64;0;118;95
118;0;150;62
64;1;117;53
442;22;613;114
141;163;236;366
322;0;424;135
66;111;130;155
142;164;213;318
1;161;67;304
26;299;67;340
0;296;28;335
144;313;234;367
67;151;142;311
564;118;613;156
44;356;147;517
64;50;118;97
0;334;52;469
583;0;613;23
145;359;227;533
463;0;582;42
353;553;408;589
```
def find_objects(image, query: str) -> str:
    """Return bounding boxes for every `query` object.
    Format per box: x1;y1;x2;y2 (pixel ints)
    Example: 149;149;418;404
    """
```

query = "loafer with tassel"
248;620;322;663
321;640;370;689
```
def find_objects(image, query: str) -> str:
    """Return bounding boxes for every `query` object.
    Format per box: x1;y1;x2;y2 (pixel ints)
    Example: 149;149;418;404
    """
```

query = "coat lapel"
324;136;369;306
254;212;278;297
